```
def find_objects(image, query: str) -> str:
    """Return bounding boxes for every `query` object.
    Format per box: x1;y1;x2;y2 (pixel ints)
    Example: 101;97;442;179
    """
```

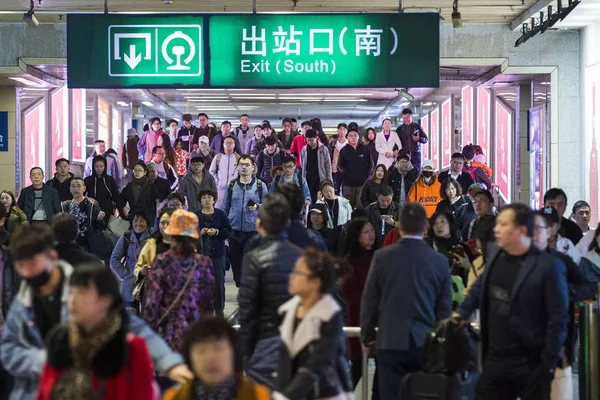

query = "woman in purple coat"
142;209;215;353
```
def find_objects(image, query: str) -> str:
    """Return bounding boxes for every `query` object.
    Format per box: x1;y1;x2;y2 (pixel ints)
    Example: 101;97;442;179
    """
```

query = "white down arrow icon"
123;45;142;70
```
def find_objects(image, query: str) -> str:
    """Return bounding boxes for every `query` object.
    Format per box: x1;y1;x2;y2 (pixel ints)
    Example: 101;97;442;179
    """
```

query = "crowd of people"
0;110;596;400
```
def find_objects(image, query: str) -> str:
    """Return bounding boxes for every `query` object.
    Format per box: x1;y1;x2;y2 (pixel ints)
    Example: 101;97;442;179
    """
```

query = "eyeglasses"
283;164;295;170
191;163;203;167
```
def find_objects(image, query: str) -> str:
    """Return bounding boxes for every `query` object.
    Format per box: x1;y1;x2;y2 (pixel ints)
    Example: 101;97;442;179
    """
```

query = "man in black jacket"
396;108;428;172
52;212;102;267
338;128;372;209
46;158;73;201
177;113;198;153
544;188;583;245
456;204;569;400
437;152;475;193
238;193;304;390
365;184;401;246
17;167;61;224
146;162;173;202
388;155;419;206
533;210;594;397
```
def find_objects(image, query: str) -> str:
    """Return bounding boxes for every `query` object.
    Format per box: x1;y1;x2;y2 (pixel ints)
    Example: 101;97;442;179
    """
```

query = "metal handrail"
230;317;370;400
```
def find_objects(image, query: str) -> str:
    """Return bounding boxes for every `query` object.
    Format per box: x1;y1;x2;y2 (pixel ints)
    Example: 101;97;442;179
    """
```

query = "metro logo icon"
108;25;202;77
67;14;204;87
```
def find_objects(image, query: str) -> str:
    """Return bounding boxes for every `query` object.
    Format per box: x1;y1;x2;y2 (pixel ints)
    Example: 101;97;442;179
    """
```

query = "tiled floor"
224;269;239;319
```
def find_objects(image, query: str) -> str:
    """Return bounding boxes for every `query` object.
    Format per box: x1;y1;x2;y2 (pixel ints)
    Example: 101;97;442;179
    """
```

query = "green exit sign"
67;13;439;88
108;25;202;77
68;15;205;87
208;14;439;88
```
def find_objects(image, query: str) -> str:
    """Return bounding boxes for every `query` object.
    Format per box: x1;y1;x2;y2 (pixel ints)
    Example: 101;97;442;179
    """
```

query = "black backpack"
422;319;479;374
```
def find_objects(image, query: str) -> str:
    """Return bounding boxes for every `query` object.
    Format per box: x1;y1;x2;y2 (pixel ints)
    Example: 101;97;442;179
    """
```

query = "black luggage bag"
400;371;479;400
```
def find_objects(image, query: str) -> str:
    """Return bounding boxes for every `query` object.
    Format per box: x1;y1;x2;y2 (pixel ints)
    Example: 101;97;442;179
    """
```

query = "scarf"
194;377;238;400
50;312;123;400
132;176;148;204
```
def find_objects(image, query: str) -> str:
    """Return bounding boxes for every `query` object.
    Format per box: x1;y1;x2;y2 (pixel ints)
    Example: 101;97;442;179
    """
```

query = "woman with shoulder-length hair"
0;190;28;234
360;164;389;209
37;262;156;400
339;217;380;397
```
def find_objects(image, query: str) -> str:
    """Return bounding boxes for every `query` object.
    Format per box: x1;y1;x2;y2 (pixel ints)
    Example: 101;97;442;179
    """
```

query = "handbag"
156;255;201;327
108;215;130;237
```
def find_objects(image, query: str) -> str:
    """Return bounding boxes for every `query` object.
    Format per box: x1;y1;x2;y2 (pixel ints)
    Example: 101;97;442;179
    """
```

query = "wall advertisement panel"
97;97;110;144
461;86;473;146
51;86;69;161
477;87;491;157
585;66;600;227
420;113;429;162
529;105;545;210
71;89;87;162
495;100;513;202
430;107;439;170
112;107;123;153
441;98;452;169
24;101;46;184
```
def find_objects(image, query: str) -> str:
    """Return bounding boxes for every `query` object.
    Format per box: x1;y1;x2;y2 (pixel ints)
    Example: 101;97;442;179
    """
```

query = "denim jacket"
0;261;183;400
222;178;268;232
110;230;152;303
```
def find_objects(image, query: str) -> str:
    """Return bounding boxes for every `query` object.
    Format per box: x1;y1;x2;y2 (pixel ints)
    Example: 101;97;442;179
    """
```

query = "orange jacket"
163;376;270;400
406;175;442;217
471;161;492;178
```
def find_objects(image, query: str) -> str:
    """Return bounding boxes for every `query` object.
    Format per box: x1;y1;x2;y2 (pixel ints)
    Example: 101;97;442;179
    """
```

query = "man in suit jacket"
456;203;569;400
361;202;453;400
437;152;475;193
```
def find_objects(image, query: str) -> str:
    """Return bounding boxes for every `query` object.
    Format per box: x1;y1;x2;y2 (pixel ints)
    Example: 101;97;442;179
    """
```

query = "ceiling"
0;0;537;24
7;60;551;127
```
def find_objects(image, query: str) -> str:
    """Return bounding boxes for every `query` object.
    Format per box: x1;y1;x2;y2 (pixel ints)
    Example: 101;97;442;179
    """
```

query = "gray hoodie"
178;168;218;213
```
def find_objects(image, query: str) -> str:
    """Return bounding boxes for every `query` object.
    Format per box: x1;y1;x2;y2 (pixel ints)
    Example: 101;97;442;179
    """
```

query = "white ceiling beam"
509;0;553;31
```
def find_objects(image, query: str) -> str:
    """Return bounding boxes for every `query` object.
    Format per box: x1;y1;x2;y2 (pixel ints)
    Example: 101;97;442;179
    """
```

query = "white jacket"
209;153;240;209
375;131;402;169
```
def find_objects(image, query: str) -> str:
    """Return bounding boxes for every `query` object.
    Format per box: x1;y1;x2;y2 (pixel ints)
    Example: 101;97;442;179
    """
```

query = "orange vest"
406;175;442;217
471;161;492;178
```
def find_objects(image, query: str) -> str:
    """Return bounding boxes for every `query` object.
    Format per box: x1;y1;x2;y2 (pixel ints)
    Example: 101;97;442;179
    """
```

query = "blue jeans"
212;255;226;317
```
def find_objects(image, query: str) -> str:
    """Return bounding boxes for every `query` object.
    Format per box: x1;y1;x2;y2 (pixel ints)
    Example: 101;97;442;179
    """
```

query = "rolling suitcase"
400;370;479;400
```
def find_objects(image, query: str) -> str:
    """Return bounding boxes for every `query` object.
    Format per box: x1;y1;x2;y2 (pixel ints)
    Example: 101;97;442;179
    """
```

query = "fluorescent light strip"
229;96;278;99
175;88;252;91
117;101;129;107
9;77;39;86
141;101;154;107
184;97;230;100
290;93;374;96
188;98;231;103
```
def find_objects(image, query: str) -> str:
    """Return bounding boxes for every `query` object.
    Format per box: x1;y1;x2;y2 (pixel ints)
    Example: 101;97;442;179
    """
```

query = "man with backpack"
463;145;492;190
222;155;268;287
269;156;311;207
209;136;240;209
